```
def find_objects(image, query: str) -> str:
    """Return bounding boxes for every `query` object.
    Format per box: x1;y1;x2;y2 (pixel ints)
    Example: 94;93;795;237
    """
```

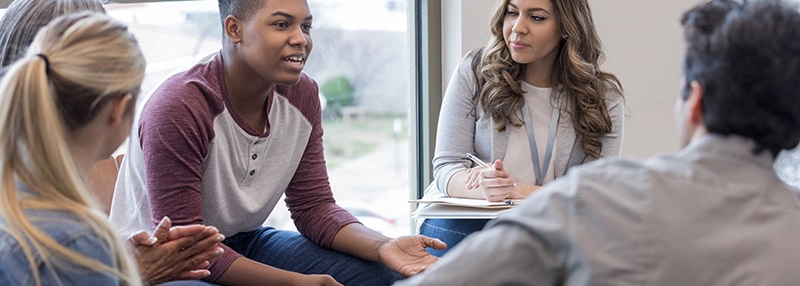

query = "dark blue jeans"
224;226;404;286
418;218;489;257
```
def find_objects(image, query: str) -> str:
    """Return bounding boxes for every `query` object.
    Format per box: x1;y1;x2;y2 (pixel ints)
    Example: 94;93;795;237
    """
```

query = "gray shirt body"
401;135;800;285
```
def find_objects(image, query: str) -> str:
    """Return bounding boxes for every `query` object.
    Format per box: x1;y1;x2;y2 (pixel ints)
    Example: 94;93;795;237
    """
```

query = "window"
106;1;222;95
102;1;800;220
104;0;415;236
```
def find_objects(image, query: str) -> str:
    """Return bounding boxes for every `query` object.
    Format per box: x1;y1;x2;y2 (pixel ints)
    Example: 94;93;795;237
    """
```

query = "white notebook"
409;197;523;209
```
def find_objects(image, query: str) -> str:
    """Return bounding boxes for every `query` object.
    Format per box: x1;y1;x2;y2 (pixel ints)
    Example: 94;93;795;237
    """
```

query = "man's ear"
224;15;242;44
108;93;132;127
687;80;704;125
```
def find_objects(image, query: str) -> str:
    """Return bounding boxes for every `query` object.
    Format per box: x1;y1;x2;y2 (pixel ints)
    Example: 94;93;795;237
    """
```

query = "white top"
504;81;557;186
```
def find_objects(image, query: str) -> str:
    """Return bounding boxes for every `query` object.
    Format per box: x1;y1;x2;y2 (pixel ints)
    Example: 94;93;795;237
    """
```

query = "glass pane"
107;0;412;237
106;1;222;95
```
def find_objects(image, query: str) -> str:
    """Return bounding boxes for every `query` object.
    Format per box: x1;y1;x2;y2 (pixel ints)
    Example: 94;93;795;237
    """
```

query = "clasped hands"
465;159;521;202
127;216;225;285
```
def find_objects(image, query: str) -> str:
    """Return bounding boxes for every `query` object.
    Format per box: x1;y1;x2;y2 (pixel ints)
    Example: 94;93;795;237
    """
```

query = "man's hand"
377;235;446;276
127;217;225;284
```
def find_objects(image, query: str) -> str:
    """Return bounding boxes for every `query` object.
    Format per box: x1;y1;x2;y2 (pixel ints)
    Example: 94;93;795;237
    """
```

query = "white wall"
441;0;493;90
593;0;700;159
441;0;703;160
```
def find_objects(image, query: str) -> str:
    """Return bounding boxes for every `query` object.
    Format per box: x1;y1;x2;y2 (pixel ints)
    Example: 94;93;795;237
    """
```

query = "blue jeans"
419;218;489;257
224;226;404;286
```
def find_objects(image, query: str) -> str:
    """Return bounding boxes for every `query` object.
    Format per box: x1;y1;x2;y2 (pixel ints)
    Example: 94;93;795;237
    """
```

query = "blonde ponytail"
0;12;144;286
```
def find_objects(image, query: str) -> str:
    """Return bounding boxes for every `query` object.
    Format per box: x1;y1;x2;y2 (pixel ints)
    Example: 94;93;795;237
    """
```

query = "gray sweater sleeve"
598;89;625;158
431;52;483;196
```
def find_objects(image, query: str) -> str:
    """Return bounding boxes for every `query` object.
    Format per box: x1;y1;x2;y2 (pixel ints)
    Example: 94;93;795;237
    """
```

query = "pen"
466;153;492;168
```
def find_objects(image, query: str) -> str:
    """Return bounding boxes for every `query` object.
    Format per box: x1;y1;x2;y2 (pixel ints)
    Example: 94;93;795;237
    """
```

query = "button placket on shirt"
242;139;262;185
249;140;261;176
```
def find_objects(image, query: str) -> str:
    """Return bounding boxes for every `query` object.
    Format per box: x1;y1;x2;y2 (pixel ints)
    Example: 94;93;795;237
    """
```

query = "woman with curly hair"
420;0;624;256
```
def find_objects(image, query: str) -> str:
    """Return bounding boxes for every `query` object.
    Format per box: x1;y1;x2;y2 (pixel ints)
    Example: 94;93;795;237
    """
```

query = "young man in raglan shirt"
109;0;445;285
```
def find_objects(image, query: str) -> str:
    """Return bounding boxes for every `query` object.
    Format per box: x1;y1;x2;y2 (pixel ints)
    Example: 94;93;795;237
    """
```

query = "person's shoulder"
555;153;690;202
0;219;23;257
141;54;224;122
494;158;655;232
499;157;658;232
522;157;656;208
566;155;673;182
30;211;113;262
457;48;482;72
0;210;106;260
462;48;481;63
0;229;34;285
23;210;97;242
149;52;222;104
0;211;114;284
603;83;625;106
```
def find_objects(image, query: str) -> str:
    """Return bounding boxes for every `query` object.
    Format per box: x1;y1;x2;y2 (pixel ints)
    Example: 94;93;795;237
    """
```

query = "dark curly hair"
681;0;800;157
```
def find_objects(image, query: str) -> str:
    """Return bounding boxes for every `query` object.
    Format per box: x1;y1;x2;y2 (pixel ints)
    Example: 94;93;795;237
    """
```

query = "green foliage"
320;76;354;109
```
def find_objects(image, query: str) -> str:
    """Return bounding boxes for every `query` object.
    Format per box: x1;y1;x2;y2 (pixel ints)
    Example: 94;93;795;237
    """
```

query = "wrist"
511;182;527;199
517;183;541;198
374;236;393;263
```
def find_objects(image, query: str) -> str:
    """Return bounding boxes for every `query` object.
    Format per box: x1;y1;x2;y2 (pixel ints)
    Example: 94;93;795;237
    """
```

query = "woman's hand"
465;160;516;201
127;217;225;284
378;235;446;276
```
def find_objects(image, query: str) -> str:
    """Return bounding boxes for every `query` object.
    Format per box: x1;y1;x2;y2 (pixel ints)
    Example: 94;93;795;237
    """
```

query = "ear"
107;93;133;127
224;15;243;44
687;80;704;125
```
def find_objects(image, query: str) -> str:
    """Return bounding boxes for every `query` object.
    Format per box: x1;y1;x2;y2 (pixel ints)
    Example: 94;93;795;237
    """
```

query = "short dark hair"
681;0;800;157
218;0;266;26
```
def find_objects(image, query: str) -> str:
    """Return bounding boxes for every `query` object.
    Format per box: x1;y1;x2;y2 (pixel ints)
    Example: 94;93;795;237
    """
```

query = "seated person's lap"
224;227;404;285
419;218;489;257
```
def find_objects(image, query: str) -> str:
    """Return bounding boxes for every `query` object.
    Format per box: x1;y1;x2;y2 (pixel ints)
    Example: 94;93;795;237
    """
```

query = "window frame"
97;0;444;201
0;0;443;203
413;0;442;199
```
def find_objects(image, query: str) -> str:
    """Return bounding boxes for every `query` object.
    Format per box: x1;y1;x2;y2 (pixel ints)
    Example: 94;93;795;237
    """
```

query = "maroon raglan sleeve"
281;74;361;248
138;74;242;282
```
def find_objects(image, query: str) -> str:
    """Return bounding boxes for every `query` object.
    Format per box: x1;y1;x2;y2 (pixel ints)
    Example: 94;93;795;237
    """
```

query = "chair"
87;154;123;215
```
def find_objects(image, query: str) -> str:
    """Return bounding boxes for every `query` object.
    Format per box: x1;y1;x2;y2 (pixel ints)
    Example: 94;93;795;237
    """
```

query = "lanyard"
521;97;559;186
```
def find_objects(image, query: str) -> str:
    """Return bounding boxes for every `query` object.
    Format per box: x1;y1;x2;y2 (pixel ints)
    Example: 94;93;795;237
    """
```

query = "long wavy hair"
473;0;623;158
0;12;144;286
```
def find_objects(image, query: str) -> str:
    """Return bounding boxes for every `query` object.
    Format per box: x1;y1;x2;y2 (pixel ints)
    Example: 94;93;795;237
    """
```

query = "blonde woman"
420;0;625;256
0;1;226;284
0;12;146;285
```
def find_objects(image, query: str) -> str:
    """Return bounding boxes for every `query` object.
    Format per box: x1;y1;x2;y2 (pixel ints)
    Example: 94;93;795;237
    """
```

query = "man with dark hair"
109;0;444;285
398;0;800;284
